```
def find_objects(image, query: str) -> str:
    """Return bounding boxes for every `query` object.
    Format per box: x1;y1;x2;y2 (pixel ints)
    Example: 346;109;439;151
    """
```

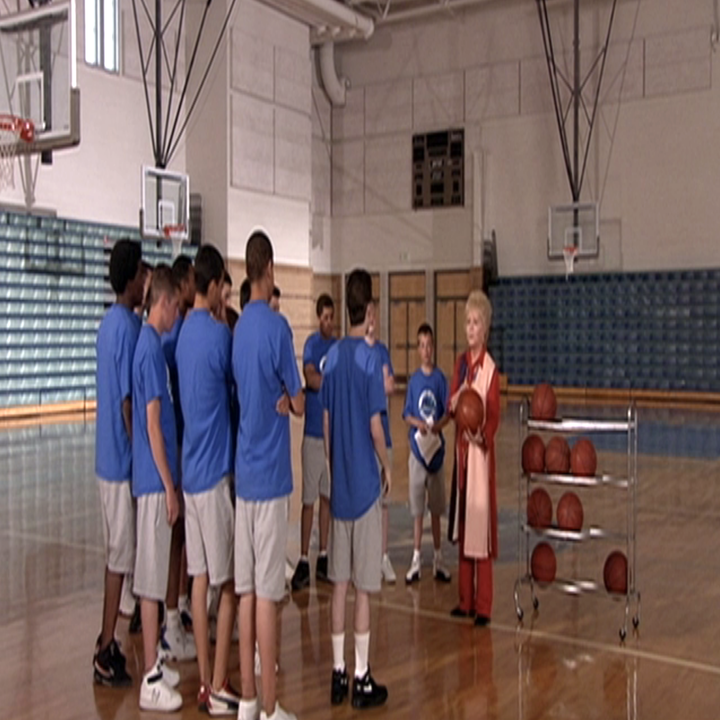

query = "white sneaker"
158;623;197;662
160;659;180;688
433;553;451;583
238;697;260;720
260;701;296;720
119;574;136;617
139;662;182;712
381;554;396;584
405;553;421;584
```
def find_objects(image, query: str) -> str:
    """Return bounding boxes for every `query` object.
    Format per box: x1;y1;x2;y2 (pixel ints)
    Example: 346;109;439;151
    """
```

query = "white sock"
178;595;189;612
300;555;308;563
238;697;259;720
166;608;181;630
354;631;370;679
319;550;327;558
331;632;345;671
434;548;442;562
413;549;421;562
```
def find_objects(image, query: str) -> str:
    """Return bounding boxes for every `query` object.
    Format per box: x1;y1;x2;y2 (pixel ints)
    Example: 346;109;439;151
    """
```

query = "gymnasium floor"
2;394;720;719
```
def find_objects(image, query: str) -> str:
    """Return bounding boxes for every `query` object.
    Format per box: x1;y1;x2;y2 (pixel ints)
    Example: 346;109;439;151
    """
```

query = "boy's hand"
276;393;290;415
382;467;392;497
166;487;180;525
418;422;429;435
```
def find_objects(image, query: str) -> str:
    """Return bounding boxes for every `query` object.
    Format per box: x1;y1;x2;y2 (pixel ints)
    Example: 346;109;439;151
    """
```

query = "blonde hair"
465;289;492;343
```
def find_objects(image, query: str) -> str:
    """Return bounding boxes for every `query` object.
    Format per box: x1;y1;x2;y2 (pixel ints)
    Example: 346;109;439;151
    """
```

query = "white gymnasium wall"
333;0;720;276
225;0;313;266
0;0;186;226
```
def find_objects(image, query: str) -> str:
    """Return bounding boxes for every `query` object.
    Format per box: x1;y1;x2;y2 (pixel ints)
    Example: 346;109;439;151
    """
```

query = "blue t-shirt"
132;325;179;497
95;304;141;481
321;337;386;521
303;331;336;438
232;301;302;501
176;310;234;494
403;367;449;473
372;341;393;448
162;315;184;447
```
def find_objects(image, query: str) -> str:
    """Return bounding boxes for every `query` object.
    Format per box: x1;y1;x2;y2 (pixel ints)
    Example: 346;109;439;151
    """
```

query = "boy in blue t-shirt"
132;265;183;713
233;231;304;720
93;239;144;688
290;293;336;591
402;323;452;585
365;301;396;584
176;244;239;715
322;269;390;710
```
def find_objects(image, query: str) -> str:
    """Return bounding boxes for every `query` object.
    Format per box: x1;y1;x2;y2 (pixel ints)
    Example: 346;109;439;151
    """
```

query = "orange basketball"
527;488;553;529
570;438;597;477
522;434;546;474
603;551;628;594
545;436;571;474
556;491;584;531
455;388;484;434
531;383;557;420
531;543;556;584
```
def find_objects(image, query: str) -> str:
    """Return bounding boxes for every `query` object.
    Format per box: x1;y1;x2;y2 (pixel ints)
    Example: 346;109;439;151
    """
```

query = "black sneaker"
331;667;349;705
291;559;310;591
351;667;388;709
316;555;330;583
93;639;132;687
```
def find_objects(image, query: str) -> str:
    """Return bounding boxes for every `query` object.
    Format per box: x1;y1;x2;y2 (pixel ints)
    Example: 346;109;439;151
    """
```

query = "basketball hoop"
163;224;186;259
563;245;577;279
0;114;34;191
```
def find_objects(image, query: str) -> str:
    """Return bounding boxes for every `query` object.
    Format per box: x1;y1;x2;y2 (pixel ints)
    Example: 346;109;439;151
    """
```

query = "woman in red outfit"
448;290;499;626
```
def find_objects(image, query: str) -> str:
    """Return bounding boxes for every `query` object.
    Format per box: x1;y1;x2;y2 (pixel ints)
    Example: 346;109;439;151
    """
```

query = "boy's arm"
122;397;132;441
405;414;429;434
304;363;322;391
371;413;392;496
432;414;451;433
147;398;179;525
382;364;395;396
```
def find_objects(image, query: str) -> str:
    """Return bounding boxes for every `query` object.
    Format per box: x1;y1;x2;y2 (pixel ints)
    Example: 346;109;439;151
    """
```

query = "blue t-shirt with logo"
132;325;178;497
321;337;386;520
232;301;302;501
95;304;141;481
403;367;449;473
176;310;234;494
162;315;184;447
303;331;336;439
372;341;393;448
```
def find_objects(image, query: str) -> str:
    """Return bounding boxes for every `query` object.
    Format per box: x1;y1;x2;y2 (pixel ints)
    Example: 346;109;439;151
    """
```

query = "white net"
563;246;578;279
163;225;186;260
0;117;22;190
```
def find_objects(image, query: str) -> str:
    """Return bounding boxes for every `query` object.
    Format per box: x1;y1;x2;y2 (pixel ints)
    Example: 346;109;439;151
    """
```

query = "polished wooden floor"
2;396;720;719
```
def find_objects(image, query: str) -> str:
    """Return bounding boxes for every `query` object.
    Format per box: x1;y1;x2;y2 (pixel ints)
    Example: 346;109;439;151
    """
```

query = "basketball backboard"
140;165;189;242
0;0;79;155
548;202;600;260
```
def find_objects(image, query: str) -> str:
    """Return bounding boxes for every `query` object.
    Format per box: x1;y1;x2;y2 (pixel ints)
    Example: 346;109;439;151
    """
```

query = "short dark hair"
240;278;251;310
246;231;273;283
224;270;232;286
148;264;178;308
316;293;334;317
346;269;372;327
109;239;142;295
417;322;433;340
226;307;239;331
194;244;225;296
272;286;281;298
171;255;193;286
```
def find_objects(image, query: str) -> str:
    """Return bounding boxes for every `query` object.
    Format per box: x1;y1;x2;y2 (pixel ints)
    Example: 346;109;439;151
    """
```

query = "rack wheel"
619;627;627;642
532;597;539;610
632;616;640;629
516;608;524;621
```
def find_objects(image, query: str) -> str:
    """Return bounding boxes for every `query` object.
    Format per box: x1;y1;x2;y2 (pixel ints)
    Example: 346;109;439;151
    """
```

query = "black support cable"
131;0;157;161
160;0;188;164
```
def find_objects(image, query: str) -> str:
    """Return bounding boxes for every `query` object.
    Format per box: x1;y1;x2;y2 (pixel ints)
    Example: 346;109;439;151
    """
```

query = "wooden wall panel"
436;270;472;299
389;272;425;299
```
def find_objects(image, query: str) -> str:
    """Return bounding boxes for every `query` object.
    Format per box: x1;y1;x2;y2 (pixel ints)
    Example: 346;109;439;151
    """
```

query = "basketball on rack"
527;488;553;529
603;551;628;594
522;434;546;474
570;437;597;477
531;543;556;584
455;388;484;435
545;436;571;473
556;491;584;531
530;383;557;420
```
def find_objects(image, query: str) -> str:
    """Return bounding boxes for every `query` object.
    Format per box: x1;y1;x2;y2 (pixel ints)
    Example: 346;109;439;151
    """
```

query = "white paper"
414;428;442;466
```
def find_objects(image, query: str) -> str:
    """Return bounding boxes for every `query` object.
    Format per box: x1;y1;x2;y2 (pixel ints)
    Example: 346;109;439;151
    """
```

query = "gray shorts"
133;493;173;602
408;453;446;518
184;476;234;586
235;496;288;601
329;499;382;593
97;477;135;575
302;436;330;504
375;448;393;508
